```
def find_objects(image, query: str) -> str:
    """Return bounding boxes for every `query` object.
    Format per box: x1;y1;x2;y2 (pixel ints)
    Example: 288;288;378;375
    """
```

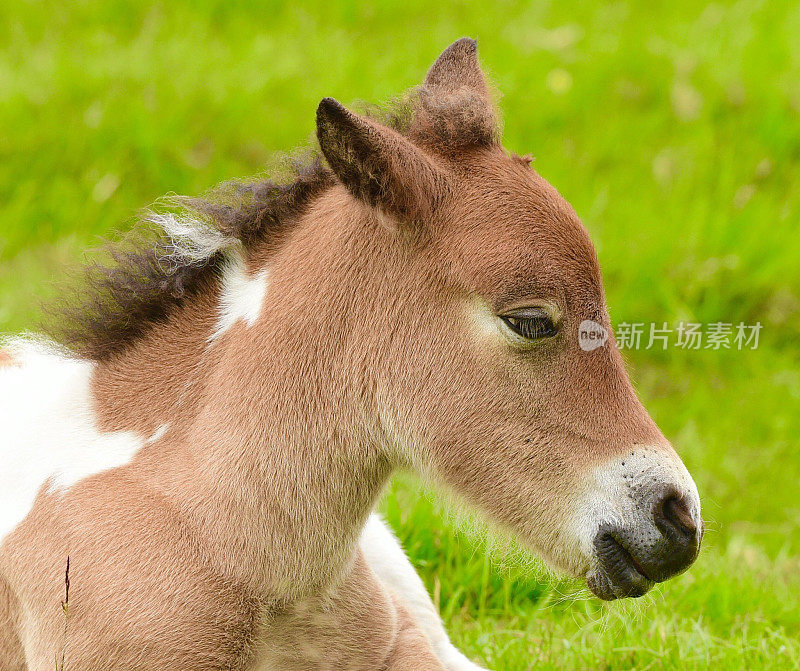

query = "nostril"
655;494;697;541
665;496;696;534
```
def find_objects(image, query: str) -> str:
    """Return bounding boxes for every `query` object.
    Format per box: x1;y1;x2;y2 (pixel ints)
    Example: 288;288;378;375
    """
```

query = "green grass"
2;1;799;668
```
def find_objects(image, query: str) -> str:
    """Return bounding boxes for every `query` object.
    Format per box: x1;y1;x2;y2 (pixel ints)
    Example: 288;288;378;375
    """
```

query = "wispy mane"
45;87;497;361
47;153;333;361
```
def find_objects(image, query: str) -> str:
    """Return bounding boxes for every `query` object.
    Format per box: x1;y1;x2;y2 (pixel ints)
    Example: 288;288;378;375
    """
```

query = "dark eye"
501;307;559;340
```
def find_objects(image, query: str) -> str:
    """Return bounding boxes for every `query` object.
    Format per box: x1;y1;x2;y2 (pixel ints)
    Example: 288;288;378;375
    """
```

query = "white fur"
209;251;269;341
147;423;171;444
0;340;148;544
150;211;238;267
361;515;487;670
572;445;702;568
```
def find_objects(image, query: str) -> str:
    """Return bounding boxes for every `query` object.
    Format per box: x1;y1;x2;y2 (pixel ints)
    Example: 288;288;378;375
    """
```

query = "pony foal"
0;39;702;669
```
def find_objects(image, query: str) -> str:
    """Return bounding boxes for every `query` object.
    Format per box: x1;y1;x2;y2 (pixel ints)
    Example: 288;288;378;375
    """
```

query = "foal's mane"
48;60;499;362
47;98;418;362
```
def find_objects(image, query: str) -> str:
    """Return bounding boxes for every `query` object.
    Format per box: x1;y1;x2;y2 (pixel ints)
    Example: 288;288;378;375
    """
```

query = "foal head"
312;39;702;600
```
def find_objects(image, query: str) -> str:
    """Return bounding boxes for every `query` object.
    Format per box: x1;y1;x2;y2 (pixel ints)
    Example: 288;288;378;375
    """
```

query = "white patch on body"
209;251;269;341
0;340;147;544
360;514;487;671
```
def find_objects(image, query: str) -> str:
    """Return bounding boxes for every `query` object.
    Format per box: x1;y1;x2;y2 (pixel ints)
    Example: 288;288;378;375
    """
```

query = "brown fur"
1;39;697;669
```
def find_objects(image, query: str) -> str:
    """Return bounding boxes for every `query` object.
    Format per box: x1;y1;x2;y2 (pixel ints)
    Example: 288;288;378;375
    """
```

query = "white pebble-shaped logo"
578;320;608;352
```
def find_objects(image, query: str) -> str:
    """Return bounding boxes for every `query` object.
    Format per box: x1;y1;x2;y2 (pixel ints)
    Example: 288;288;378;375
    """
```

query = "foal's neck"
91;239;392;596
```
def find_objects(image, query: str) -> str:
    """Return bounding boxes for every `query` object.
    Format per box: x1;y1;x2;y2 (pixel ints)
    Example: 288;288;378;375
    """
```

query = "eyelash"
501;309;559;340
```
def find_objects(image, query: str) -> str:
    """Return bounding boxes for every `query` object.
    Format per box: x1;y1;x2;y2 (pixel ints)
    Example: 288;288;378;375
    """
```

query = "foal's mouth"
586;533;655;601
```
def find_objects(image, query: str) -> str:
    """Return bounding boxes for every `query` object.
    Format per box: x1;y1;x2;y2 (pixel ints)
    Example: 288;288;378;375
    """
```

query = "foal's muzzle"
587;488;703;600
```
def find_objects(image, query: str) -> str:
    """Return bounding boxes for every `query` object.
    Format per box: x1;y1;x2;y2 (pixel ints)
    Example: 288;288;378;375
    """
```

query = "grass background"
2;1;799;668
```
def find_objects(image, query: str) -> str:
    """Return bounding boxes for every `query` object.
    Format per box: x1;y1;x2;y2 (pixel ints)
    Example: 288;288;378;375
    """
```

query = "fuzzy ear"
424;37;491;100
316;97;447;222
417;38;499;148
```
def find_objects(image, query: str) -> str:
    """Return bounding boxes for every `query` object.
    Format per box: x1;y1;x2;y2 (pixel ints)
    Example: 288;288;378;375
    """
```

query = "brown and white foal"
0;39;702;670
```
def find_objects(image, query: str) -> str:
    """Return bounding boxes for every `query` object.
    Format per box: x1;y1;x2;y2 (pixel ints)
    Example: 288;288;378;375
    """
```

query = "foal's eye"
501;307;559;340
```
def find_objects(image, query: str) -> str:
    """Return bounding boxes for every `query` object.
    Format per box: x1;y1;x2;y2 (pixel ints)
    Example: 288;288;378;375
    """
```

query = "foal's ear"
425;37;490;100
316;97;447;223
418;38;499;147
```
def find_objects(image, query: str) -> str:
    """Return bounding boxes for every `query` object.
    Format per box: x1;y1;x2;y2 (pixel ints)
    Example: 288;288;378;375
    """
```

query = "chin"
586;565;654;601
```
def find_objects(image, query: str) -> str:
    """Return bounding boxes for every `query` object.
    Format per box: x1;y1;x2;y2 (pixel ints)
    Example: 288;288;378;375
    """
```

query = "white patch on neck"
0;340;147;543
209;251;269;341
148;209;268;343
